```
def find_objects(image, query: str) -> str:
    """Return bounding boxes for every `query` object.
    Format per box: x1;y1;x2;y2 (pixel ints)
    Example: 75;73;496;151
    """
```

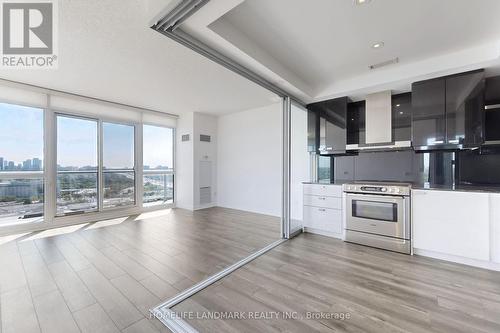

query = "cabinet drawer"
303;205;342;234
303;184;342;197
303;195;341;210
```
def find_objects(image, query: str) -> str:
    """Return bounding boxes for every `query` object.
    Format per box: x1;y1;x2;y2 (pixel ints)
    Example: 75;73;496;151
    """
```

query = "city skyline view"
1;103;174;171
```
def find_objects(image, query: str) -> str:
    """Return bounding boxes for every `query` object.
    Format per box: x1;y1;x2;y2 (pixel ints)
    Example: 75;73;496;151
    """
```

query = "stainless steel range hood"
347;90;411;151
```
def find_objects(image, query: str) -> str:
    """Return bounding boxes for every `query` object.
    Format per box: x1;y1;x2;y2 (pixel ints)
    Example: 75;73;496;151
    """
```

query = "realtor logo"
1;0;58;68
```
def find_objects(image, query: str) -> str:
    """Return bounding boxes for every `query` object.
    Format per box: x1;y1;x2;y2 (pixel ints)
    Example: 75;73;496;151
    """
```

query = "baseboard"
414;248;500;272
303;227;343;240
193;203;217;210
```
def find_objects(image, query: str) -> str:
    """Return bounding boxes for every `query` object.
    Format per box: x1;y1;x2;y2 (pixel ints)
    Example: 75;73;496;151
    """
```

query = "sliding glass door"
56;114;137;215
102;122;136;209
56;115;99;215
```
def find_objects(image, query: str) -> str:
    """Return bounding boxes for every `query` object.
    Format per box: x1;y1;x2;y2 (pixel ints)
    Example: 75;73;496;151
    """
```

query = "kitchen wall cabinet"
445;70;484;146
347;101;365;145
485;75;500;105
412;69;485;149
411;78;446;147
412;189;490;261
303;184;343;237
392;92;412;142
308;97;349;154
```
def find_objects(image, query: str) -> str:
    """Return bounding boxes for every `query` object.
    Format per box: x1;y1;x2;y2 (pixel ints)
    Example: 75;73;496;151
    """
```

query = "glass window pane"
143;173;173;206
103;172;135;208
103;122;134;170
0;178;44;226
56;173;98;215
57;116;98;171
143;125;173;171
0;103;43;172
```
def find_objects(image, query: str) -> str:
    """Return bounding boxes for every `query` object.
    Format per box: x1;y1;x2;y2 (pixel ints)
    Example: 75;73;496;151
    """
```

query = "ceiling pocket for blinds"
50;95;142;122
0;81;48;108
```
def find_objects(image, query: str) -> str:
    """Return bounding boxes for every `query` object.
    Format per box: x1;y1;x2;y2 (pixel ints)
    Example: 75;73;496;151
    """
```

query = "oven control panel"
343;183;410;196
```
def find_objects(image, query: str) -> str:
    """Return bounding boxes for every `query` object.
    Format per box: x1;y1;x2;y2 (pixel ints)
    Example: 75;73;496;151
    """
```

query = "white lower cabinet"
303;184;343;238
412;189;492;263
491;194;500;264
303;206;342;234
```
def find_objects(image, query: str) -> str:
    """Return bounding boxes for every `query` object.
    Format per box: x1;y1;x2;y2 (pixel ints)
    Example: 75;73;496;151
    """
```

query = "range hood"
347;91;411;151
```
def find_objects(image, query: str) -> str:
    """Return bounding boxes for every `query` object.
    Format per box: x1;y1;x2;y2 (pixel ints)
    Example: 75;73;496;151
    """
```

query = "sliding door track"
150;238;287;332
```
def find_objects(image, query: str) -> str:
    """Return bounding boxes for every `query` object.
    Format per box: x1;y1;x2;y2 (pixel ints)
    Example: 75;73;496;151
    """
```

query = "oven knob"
381;187;387;192
394;188;400;193
388;188;393;193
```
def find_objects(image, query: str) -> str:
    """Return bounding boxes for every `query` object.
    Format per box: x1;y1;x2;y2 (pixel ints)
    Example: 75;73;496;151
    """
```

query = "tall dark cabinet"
445;70;484;146
307;97;350;154
412;78;446;148
412;69;485;150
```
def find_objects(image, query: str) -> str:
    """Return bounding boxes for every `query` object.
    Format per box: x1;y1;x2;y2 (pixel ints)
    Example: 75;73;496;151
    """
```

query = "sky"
0;103;174;169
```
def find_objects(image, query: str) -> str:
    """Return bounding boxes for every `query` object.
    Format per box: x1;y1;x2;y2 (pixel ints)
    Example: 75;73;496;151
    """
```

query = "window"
102;122;135;209
56;115;98;215
143;125;174;206
0;103;44;226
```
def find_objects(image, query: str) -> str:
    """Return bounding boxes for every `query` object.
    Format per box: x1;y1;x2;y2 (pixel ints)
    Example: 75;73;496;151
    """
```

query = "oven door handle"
345;193;405;203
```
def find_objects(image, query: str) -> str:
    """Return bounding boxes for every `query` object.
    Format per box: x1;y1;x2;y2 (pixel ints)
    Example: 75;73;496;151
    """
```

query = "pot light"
396;104;401;107
354;0;371;4
399;111;404;115
372;41;384;49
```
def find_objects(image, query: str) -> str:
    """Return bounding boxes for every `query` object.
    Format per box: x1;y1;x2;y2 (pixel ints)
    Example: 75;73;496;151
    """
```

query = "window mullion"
45;98;57;223
98;119;104;211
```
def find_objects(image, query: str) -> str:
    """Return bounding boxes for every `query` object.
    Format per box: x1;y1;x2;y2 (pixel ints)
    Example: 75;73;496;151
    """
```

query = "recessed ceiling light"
399;111;404;115
396;104;401;107
354;0;371;4
372;41;384;49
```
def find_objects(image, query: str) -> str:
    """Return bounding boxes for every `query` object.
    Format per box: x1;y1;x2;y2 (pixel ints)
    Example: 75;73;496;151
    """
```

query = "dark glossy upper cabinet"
347;101;365;145
484;76;500;143
392;93;412;142
445;70;484;146
308;97;349;154
412;69;485;150
411;78;446;148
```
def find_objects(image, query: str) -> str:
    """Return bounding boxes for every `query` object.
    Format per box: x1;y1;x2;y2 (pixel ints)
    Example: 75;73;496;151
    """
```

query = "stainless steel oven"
343;182;411;254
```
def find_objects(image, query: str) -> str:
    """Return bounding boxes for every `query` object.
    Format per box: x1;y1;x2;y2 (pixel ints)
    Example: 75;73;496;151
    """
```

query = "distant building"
32;158;42;171
7;161;14;170
23;159;32;170
0;157;3;171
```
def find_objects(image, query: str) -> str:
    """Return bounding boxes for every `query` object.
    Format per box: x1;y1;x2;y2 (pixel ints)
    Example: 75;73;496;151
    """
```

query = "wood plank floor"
173;233;500;333
0;207;280;333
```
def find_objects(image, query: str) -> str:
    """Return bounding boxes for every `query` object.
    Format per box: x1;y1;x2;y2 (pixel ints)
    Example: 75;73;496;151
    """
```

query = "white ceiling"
187;0;500;102
0;0;278;116
2;0;500;114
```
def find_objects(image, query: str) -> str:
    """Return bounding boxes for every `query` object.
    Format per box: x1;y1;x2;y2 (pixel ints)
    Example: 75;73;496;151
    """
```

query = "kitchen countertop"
303;181;500;193
302;181;350;186
412;184;500;193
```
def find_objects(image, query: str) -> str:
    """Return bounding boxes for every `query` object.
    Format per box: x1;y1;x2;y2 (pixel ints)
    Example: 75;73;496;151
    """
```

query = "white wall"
217;103;282;216
193;113;218;209
176;112;194;210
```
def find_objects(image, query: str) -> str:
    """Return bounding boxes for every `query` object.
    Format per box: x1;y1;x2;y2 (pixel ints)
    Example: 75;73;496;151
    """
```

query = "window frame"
0;84;177;236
